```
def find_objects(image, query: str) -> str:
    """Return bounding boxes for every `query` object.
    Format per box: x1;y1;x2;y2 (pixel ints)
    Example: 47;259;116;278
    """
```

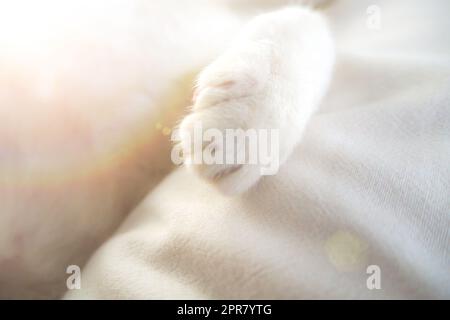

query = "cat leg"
178;6;335;195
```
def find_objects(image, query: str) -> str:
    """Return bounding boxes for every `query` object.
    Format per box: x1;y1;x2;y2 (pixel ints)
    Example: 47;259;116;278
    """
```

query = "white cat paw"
178;43;276;195
176;7;334;196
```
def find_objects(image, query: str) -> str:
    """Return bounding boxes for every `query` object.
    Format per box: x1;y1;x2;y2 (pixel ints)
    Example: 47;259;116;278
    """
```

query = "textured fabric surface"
65;0;450;299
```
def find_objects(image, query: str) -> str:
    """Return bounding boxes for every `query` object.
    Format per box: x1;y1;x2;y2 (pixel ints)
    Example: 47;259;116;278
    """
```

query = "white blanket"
65;0;450;299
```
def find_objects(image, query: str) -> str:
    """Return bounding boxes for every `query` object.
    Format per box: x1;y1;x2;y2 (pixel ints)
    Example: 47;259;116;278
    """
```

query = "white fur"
179;7;334;194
